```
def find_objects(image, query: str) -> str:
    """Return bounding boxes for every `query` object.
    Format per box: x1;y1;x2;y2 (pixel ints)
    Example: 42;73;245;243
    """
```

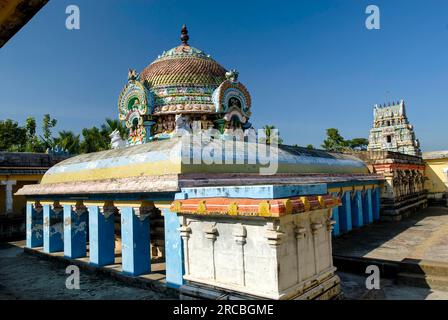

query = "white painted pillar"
1;180;16;215
444;168;448;206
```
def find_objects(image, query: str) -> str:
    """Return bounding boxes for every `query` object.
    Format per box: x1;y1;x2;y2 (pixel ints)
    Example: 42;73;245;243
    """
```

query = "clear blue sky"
1;0;447;151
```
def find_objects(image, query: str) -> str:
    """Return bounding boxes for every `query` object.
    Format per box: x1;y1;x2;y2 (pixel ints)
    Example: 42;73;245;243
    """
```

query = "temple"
17;26;389;300
368;100;421;156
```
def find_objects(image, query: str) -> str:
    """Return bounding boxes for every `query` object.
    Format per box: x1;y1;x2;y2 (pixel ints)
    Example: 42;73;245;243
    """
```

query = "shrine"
17;26;384;300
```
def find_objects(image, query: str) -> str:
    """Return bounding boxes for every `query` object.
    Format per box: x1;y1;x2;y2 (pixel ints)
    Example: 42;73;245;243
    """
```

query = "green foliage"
262;125;284;145
80;126;110;154
42;114;57;149
101;118;128;140
321;128;368;152
322;128;347;152
24;117;45;152
306;144;314;150
0;116;131;155
0;119;27;151
54;131;81;155
346;138;369;151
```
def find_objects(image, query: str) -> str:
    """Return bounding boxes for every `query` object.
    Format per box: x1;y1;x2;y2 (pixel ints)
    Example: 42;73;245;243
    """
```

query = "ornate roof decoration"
213;76;252;116
118;79;153;121
118;25;254;144
140;25;226;88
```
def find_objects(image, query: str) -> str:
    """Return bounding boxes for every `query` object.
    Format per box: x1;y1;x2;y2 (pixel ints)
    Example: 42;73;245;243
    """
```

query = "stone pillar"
163;208;184;289
120;202;152;276
88;202;116;266
1;180;16;215
63;202;88;259
372;187;381;220
26;201;43;248
339;191;352;233
351;190;364;228
43;202;64;253
362;189;374;224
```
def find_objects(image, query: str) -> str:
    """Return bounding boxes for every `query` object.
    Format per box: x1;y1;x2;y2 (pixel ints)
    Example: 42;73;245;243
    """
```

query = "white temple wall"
179;208;335;299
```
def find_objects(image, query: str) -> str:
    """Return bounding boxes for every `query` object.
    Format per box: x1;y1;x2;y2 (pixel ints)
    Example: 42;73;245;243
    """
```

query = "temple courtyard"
0;206;447;300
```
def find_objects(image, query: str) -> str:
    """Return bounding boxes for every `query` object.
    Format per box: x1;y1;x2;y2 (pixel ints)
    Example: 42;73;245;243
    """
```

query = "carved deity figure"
192;120;201;134
165;115;175;133
154;117;164;134
200;114;213;131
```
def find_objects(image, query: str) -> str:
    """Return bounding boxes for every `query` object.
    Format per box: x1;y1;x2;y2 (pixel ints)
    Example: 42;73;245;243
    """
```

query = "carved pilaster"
178;216;192;276
265;221;284;247
234;224;247;286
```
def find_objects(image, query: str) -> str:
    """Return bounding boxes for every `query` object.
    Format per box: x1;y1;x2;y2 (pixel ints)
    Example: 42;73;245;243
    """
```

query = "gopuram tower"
367;100;421;156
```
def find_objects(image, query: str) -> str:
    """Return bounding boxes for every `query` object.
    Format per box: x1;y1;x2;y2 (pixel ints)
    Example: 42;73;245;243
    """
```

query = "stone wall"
178;209;339;300
348;150;427;221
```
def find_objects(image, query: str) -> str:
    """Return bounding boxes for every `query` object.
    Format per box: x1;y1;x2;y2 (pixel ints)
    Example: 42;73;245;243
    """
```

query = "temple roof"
16;138;377;196
140;46;227;87
140;25;227;88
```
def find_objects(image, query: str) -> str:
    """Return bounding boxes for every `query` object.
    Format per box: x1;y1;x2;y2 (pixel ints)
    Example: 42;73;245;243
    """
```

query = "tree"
54;130;81;155
262;125;284;145
41;114;57;149
306;144;314;150
347;138;369;151
321;128;369;152
24;117;44;152
80;126;109;154
0;119;27;151
322;128;347;152
101;118;128;140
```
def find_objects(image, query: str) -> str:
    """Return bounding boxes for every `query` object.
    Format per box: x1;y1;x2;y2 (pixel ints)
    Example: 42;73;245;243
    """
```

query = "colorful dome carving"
118;25;253;145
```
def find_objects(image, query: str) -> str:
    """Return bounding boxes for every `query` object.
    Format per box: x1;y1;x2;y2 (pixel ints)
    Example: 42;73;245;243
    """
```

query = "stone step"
397;272;448;291
333;255;400;278
400;259;448;277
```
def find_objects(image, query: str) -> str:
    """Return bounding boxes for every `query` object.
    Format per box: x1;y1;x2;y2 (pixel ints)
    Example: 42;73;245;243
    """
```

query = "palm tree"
54;130;81;155
262;125;283;145
101;118;128;140
80;127;109;154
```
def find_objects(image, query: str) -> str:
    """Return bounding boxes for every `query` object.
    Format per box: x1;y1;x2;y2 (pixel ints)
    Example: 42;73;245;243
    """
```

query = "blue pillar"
351;190;364;228
63;204;88;259
26;202;43;248
120;206;151;276
373;187;381;221
339;192;352;233
330;192;341;236
163;209;184;288
43;203;64;253
362;189;374;225
88;205;116;266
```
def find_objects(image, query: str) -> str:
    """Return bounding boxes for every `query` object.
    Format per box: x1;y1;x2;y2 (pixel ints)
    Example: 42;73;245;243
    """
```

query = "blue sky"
1;0;447;151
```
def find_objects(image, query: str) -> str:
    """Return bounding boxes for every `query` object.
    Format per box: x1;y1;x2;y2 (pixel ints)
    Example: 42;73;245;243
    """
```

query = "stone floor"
338;272;448;300
334;206;448;299
0;241;175;300
333;206;448;263
1;207;448;300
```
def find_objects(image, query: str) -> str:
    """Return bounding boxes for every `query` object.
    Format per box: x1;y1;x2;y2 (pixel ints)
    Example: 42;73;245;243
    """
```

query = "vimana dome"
118;25;252;145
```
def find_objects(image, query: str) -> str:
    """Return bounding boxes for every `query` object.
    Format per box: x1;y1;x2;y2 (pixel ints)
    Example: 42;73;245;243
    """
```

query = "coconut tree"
54;130;81;155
